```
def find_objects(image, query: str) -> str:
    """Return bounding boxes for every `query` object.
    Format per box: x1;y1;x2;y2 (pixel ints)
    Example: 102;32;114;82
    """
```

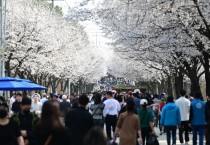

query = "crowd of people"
0;89;210;145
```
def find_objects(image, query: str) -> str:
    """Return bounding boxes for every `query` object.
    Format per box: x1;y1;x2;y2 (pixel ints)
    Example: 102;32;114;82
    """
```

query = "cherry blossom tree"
69;0;210;95
5;0;107;93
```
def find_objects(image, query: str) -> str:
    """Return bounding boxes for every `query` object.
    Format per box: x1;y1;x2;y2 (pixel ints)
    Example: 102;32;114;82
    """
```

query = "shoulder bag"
92;103;102;116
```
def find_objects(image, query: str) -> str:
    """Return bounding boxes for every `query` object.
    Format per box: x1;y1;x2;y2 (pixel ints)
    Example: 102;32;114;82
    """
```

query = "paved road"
113;126;201;145
152;127;193;145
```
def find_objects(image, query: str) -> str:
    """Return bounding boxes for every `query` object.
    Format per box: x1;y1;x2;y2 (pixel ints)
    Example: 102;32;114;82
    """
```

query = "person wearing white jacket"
31;93;42;115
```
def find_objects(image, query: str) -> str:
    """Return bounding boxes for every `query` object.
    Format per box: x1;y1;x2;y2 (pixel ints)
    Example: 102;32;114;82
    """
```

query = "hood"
166;103;177;109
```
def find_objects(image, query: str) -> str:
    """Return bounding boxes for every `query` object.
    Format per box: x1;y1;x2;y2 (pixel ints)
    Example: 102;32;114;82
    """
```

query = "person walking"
159;97;166;135
10;93;16;110
113;99;142;145
60;95;71;118
12;97;39;145
189;92;206;145
205;93;210;145
84;126;107;145
205;93;210;122
31;100;71;145
89;93;105;128
40;93;48;105
0;103;24;145
12;93;23;113
175;90;191;145
132;89;141;111
103;91;121;140
160;96;181;145
31;93;42;113
65;94;94;145
137;99;155;145
206;123;210;145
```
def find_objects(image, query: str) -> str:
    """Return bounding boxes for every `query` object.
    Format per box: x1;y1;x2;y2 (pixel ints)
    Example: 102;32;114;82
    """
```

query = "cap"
52;93;58;97
62;95;67;100
111;90;117;93
140;99;148;105
132;89;141;94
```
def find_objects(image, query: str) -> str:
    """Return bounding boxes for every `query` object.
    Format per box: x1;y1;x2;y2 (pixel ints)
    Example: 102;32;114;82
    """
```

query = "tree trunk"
50;76;61;93
60;79;64;91
189;76;201;96
63;79;69;94
202;52;210;95
167;75;173;96
174;72;184;98
183;57;202;97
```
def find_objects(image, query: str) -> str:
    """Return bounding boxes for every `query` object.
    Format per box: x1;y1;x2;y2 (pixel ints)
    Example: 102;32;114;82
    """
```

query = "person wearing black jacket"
65;94;94;145
205;93;210;145
205;93;210;122
12;97;39;145
12;93;23;113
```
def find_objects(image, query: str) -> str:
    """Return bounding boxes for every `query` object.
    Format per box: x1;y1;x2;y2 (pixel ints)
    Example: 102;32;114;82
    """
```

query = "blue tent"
0;77;47;91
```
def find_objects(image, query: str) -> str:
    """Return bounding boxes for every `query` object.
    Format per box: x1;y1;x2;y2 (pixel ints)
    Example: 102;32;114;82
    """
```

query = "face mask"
0;109;8;118
23;110;30;115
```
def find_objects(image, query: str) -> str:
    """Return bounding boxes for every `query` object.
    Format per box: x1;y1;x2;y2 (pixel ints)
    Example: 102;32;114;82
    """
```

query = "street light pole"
0;0;7;78
52;0;54;9
68;79;71;95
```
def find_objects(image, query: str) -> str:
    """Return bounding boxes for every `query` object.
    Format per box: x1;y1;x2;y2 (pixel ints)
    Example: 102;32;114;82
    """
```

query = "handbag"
146;134;159;145
44;134;53;145
138;109;159;145
108;140;118;145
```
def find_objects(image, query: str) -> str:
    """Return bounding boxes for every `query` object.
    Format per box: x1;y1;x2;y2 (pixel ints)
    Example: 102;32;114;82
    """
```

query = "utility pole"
0;0;7;78
52;0;54;9
68;79;71;95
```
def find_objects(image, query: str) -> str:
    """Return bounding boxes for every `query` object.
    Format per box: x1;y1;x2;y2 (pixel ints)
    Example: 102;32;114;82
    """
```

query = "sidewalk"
114;126;198;145
153;127;193;145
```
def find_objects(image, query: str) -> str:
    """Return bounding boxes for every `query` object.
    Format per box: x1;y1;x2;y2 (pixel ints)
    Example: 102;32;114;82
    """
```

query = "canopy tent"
0;77;47;91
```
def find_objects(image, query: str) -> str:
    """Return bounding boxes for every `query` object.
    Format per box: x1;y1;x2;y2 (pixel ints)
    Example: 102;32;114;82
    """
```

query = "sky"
54;0;113;62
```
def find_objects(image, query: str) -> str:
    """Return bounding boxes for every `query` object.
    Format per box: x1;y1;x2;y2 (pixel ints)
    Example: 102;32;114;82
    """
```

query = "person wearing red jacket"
159;98;166;134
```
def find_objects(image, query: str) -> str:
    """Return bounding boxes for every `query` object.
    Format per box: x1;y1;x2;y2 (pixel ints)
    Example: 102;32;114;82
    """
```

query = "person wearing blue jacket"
189;92;206;145
160;96;181;145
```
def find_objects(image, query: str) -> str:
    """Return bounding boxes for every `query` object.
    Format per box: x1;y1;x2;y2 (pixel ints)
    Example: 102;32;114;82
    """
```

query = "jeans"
179;121;189;143
165;126;177;145
105;114;117;140
192;125;205;145
159;115;165;133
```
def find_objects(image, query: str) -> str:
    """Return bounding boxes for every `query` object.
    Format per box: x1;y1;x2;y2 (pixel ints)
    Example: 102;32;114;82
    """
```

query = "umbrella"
0;77;47;91
20;78;32;83
0;77;20;81
19;81;47;90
